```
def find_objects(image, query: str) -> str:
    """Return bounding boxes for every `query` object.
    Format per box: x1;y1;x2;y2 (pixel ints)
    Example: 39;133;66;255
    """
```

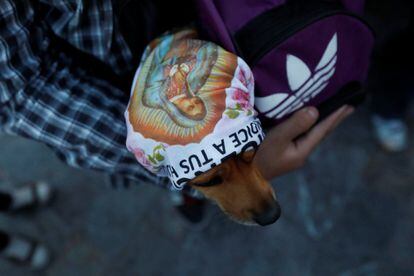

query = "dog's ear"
241;150;256;163
188;166;224;187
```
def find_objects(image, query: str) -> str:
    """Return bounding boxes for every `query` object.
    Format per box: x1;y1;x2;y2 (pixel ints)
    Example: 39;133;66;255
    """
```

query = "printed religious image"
128;30;238;145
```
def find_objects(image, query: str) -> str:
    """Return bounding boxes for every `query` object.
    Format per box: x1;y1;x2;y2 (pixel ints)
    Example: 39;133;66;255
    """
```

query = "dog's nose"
253;202;281;226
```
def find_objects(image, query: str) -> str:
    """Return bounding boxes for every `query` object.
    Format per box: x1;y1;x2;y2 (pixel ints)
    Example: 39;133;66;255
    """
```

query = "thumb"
268;107;319;143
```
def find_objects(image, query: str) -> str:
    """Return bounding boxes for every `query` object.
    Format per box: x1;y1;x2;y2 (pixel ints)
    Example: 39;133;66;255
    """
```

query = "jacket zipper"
234;1;374;66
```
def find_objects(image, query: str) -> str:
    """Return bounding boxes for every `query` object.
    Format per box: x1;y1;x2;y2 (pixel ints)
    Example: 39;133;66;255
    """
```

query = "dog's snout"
253;202;281;226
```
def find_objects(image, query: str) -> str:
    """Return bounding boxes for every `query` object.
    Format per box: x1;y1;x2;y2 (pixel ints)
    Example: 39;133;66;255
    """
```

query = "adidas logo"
255;33;338;120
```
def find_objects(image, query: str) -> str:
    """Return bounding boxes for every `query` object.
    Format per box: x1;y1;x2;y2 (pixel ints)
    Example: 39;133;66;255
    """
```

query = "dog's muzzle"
253;201;282;226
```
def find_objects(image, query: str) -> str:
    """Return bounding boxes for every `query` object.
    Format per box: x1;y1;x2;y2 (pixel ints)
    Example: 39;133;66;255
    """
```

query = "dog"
126;29;281;226
188;150;281;226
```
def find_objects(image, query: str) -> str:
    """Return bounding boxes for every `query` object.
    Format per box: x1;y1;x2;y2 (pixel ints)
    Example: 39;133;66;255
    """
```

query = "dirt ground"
1;106;414;276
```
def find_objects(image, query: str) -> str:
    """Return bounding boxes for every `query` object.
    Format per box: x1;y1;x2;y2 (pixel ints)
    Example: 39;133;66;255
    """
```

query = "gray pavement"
1;107;414;276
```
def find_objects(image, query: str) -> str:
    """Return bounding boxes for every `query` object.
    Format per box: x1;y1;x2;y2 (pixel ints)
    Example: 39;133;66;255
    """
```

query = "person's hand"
255;105;354;180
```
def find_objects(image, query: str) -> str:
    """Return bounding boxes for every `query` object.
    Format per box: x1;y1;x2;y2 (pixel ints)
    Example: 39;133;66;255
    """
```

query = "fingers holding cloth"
256;105;354;180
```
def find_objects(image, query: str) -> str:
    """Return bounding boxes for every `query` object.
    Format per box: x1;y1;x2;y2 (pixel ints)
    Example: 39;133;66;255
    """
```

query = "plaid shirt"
0;0;170;189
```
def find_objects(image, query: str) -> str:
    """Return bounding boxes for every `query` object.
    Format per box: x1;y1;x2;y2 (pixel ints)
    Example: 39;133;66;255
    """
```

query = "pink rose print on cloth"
225;67;255;119
133;144;166;172
133;148;158;172
233;89;252;109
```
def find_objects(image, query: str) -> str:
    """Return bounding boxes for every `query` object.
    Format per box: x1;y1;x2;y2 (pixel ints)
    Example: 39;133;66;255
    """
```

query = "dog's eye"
193;176;223;187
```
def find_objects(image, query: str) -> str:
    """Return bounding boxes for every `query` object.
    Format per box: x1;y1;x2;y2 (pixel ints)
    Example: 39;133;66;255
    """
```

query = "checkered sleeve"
0;1;41;105
2;51;170;188
0;0;171;189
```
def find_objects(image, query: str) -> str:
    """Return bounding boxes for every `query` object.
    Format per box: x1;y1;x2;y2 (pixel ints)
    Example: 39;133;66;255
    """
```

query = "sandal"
1;181;54;211
0;234;51;271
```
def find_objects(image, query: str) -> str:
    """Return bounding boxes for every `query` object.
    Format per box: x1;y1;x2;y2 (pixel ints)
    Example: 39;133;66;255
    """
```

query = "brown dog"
188;150;281;226
126;30;281;226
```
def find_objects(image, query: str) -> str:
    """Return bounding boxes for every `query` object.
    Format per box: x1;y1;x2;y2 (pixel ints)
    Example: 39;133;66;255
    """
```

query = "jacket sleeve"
0;0;170;189
0;0;42;104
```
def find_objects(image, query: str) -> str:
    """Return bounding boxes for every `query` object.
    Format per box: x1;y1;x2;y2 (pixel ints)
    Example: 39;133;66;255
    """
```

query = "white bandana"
125;30;265;189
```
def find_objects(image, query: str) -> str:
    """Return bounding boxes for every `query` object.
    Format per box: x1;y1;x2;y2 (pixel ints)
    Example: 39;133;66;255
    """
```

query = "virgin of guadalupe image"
128;30;239;145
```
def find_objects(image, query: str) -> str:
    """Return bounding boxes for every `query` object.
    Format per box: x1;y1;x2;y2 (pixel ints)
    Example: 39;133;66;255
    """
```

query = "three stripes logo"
255;33;338;120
